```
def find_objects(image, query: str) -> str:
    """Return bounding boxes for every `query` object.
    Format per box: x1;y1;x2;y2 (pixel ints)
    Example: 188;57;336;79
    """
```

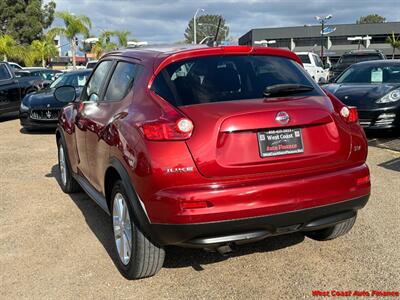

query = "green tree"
114;30;130;48
0;34;17;61
0;0;56;45
31;33;59;67
386;32;400;59
49;11;91;69
184;14;229;44
20;45;37;67
91;31;118;59
356;14;386;24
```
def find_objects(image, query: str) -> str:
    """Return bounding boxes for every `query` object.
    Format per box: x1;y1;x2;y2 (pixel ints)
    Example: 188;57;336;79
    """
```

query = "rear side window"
0;64;11;80
104;62;140;101
81;60;113;102
151;55;322;106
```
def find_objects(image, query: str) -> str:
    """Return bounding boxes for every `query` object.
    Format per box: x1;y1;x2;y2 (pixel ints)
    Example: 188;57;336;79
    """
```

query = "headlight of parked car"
20;102;29;111
376;89;400;103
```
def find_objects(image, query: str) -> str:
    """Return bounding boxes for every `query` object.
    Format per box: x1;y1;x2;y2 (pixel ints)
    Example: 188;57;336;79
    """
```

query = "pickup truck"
295;52;329;83
0;62;45;116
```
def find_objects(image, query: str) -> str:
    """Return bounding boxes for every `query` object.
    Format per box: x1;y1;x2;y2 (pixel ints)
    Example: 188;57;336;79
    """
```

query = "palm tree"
21;45;37;67
386;32;400;59
49;11;92;69
0;34;18;61
91;31;118;59
114;30;130;48
31;34;59;67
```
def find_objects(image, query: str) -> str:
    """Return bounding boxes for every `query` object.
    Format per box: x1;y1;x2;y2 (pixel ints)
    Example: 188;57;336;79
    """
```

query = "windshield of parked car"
50;72;90;88
151;55;323;106
40;71;59;81
336;64;400;84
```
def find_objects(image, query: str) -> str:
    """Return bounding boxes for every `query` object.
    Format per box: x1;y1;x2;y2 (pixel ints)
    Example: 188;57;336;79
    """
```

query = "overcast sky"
47;0;399;43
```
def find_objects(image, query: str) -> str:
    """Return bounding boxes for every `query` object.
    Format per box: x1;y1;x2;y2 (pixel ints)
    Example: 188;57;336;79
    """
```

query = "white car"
295;52;329;83
8;62;23;70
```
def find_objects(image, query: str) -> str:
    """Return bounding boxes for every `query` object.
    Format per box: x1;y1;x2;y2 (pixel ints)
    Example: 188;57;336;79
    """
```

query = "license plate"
257;128;304;157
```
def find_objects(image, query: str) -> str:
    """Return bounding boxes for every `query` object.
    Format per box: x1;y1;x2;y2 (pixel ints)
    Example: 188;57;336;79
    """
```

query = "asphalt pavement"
0;116;399;299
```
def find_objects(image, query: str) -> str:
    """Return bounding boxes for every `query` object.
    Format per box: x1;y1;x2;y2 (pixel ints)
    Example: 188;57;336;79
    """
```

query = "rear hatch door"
181;96;351;178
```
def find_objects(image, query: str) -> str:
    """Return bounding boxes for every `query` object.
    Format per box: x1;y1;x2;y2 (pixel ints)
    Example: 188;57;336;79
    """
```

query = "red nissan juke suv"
54;45;370;279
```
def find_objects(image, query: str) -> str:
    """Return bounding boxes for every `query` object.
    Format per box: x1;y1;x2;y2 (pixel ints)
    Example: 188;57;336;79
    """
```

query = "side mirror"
88;93;99;102
54;85;76;103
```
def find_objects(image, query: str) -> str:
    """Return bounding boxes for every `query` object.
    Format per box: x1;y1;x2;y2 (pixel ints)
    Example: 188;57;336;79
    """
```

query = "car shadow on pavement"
47;164;119;268
48;164;305;273
163;233;304;271
366;130;400;152
378;157;400;172
20;127;56;135
0;111;19;122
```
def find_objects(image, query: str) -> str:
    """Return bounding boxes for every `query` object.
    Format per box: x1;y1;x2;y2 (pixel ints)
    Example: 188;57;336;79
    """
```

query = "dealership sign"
322;27;336;35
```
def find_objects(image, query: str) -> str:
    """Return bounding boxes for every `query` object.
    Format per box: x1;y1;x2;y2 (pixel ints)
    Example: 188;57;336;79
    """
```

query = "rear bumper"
149;195;369;246
145;164;370;224
358;107;400;130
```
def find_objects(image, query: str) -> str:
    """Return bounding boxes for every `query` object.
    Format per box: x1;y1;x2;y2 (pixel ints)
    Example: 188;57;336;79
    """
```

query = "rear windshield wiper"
263;84;314;97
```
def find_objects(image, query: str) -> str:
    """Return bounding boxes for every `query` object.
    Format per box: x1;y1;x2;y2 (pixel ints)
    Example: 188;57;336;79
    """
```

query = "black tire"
57;139;81;193
306;215;357;241
111;180;165;279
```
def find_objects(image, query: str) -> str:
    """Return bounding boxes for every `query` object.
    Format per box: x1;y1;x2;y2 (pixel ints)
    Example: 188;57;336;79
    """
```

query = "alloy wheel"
59;145;67;187
113;193;133;265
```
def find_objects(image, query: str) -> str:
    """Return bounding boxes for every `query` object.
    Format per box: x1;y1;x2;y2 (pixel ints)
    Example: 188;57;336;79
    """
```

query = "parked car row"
0;61;92;126
323;60;400;130
20;70;91;130
295;49;398;131
0;62;49;116
328;49;386;81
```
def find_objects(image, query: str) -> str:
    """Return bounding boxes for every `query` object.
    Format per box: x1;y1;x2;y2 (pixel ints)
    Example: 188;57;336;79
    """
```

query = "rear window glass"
340;54;382;64
297;54;311;64
151;55;322;106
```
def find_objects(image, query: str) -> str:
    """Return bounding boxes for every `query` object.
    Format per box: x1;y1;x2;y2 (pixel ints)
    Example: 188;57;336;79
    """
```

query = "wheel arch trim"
105;157;160;244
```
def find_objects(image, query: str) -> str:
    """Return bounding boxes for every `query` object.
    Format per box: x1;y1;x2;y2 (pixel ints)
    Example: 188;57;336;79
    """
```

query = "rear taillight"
340;106;358;123
142;90;194;140
142;115;194;141
324;90;359;124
